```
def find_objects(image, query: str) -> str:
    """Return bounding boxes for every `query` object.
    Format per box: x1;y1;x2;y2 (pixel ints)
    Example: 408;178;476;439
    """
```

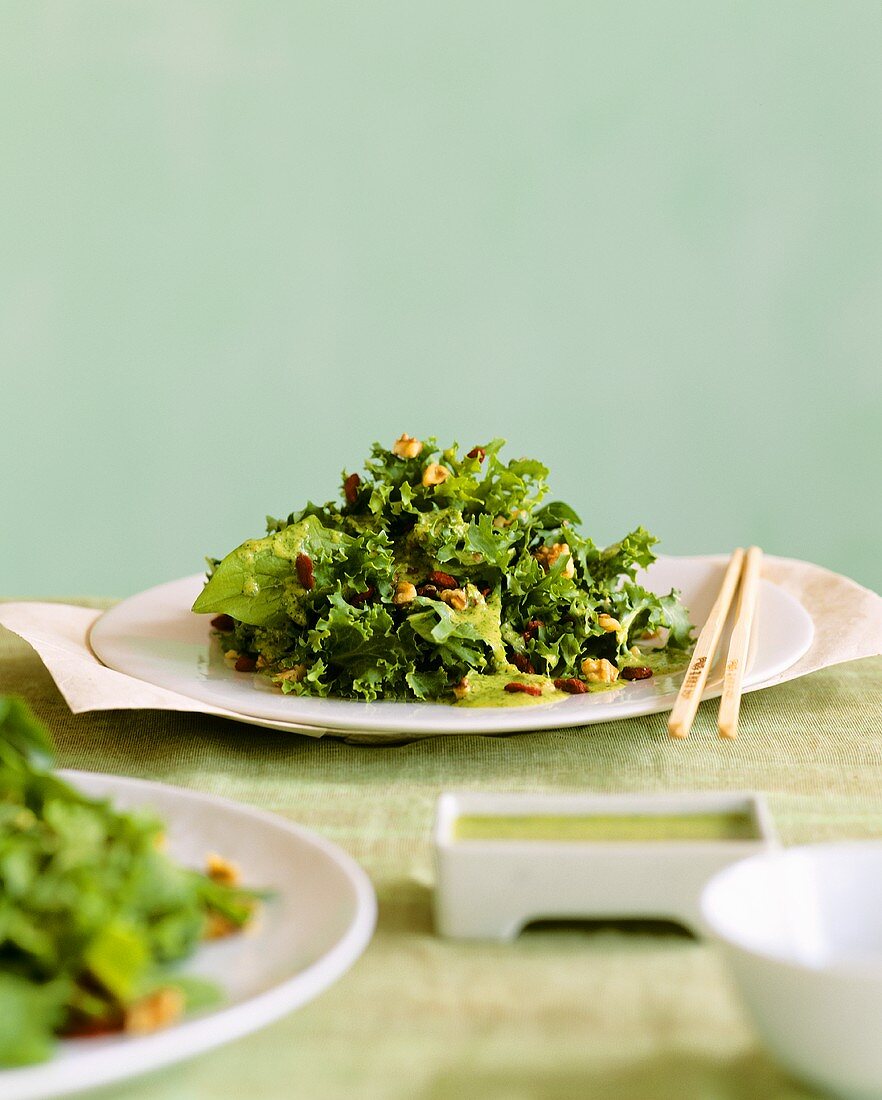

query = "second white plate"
1;773;376;1100
88;556;813;735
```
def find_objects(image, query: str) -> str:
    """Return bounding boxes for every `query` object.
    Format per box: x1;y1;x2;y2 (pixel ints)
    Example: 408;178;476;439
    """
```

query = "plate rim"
88;555;815;735
1;770;377;1100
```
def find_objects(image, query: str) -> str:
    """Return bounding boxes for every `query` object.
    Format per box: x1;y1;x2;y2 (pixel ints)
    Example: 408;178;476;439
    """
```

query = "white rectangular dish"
433;790;776;940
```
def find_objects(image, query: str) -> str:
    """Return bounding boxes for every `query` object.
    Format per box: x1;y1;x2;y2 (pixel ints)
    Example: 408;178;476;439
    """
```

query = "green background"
2;2;880;598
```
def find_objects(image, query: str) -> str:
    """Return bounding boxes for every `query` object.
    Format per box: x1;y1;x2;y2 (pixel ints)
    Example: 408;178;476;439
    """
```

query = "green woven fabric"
4;603;882;1100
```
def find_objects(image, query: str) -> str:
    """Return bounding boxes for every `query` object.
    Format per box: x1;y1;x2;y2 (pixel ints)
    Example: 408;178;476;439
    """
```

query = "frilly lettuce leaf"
195;438;693;699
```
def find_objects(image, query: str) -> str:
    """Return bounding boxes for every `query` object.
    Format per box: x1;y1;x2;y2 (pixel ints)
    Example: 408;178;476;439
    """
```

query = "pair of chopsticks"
667;546;763;741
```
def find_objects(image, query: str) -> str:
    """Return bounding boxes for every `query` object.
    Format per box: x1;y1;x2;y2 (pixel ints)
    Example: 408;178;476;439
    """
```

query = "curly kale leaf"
195;437;693;700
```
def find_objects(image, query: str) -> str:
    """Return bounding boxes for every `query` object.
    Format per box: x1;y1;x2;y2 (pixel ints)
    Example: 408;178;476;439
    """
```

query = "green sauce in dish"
454;812;759;842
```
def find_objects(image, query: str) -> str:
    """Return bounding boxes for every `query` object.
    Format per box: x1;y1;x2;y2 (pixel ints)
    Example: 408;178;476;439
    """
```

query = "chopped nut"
493;515;510;529
598;613;621;633
533;543;576;579
274;664;307;684
510;509;529;522
422;462;450;487
255;655;267;670
452;678;470;700
440;587;468;611
204;910;241;940
392;433;423;459
580;657;619;684
393;581;417;605
206;852;240;886
124;987;185;1035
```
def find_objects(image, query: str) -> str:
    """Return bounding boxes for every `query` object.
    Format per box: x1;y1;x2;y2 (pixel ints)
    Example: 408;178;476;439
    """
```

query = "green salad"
193;436;693;705
0;697;260;1066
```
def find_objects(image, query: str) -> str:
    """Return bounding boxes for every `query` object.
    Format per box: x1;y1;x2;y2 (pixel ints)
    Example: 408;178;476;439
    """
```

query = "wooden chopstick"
667;548;746;740
717;546;763;740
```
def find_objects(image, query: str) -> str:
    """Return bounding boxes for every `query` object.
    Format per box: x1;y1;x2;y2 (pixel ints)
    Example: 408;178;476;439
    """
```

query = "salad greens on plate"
193;436;693;706
0;696;260;1067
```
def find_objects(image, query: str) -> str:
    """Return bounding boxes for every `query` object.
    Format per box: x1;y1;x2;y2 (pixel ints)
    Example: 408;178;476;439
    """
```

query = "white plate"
89;556;814;736
1;772;376;1100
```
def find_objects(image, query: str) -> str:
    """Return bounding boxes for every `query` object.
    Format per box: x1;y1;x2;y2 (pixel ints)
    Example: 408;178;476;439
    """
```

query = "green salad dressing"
453;662;628;707
454;812;758;842
454;671;565;707
453;591;507;666
621;647;692;678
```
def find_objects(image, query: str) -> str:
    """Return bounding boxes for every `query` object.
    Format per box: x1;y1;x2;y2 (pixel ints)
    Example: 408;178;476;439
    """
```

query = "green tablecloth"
4;603;882;1100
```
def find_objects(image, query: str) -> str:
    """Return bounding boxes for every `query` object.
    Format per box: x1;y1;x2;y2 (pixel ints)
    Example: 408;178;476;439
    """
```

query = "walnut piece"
124;988;185;1035
422;462;450;487
204;910;241;940
393;581;417;605
452;678;470;700
439;588;468;611
533;543;575;579
581;657;620;684
597;613;620;633
273;664;307;685
392;433;423;459
206;852;240;886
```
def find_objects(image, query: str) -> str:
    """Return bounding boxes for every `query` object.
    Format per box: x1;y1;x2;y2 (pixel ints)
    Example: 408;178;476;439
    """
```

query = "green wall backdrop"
2;2;880;597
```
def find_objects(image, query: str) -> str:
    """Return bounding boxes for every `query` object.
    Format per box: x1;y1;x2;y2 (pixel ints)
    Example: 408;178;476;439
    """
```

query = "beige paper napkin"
1;556;880;740
0;602;328;738
750;556;882;684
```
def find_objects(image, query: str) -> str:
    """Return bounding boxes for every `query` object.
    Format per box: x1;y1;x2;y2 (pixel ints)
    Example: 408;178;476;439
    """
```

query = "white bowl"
701;843;882;1100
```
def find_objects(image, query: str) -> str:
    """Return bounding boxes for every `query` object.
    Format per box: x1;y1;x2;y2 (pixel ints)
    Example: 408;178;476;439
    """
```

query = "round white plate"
1;772;376;1100
89;556;814;736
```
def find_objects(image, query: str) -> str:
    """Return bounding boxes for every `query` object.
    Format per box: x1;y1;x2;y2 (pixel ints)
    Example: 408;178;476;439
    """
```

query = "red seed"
62;1019;121;1039
554;678;588;694
467;446;486;462
344;472;361;504
296;552;315;590
211;614;235;631
621;666;653;681
427;570;458;590
234;655;257;672
349;585;375;607
511;653;536;675
504;682;543;696
523;619;543;641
